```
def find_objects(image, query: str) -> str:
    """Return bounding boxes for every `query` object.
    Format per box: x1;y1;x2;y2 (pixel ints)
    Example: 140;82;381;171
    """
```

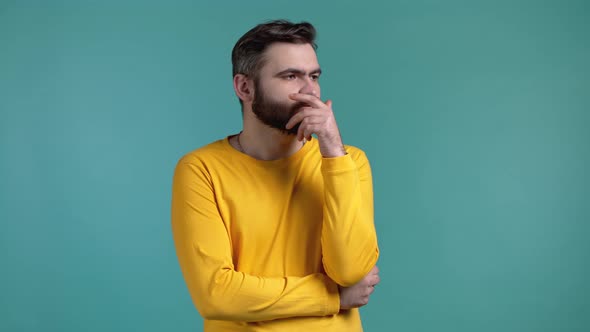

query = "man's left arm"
286;94;380;287
320;149;379;287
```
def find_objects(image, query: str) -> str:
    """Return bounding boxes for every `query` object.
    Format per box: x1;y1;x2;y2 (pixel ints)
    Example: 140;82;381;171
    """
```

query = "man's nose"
299;78;318;97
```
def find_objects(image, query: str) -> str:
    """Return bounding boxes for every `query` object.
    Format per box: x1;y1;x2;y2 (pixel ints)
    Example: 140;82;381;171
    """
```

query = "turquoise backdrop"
1;0;588;331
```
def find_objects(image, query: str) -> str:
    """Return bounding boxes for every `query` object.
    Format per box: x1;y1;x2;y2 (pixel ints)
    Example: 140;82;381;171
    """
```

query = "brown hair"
231;20;317;80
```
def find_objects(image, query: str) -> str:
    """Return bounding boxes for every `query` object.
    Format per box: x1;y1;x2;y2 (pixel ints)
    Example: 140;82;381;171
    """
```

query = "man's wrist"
318;136;346;158
321;146;347;158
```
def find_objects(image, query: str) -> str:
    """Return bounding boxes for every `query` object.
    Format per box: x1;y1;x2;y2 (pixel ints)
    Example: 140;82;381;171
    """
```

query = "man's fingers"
363;274;379;288
296;118;312;141
286;108;315;130
372;274;381;286
373;265;379;274
286;112;303;130
289;93;325;108
296;122;305;141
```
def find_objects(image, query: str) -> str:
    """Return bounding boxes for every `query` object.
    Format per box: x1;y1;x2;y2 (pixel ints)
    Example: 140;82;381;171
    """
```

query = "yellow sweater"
171;136;379;331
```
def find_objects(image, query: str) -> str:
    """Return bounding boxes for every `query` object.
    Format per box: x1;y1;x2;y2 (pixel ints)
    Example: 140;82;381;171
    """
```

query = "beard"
251;81;308;135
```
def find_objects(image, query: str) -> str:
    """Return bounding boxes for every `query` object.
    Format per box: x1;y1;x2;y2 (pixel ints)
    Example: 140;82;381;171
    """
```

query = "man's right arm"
171;158;341;322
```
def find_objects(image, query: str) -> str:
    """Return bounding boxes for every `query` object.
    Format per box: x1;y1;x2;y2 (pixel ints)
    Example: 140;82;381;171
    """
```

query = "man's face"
251;42;321;135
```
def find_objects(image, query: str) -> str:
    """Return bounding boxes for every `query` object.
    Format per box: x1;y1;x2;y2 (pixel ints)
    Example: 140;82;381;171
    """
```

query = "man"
171;20;380;331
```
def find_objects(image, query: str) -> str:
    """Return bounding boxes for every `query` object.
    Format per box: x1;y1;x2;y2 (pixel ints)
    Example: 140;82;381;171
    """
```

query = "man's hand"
285;93;346;158
339;265;380;310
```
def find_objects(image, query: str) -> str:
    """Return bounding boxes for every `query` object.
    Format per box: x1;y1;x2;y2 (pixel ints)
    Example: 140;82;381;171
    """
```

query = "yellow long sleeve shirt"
171;136;379;331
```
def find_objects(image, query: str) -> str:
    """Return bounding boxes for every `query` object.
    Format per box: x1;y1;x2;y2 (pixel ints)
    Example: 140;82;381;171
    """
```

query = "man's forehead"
262;43;319;72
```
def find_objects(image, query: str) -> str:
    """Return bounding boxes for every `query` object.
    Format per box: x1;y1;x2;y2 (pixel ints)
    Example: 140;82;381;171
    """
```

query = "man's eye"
311;75;320;81
285;75;296;80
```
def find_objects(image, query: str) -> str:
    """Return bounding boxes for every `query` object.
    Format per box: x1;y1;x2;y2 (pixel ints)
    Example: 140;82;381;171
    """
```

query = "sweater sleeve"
320;148;380;287
171;157;341;322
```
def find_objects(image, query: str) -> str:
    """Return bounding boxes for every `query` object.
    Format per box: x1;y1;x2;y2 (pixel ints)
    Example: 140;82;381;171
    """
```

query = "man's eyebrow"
274;68;322;76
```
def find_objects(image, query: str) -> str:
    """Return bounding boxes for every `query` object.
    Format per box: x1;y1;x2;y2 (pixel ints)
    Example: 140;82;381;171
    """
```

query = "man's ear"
233;74;254;103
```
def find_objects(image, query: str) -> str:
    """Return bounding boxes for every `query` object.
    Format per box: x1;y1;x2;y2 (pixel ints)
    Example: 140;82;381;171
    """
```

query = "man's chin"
267;123;299;136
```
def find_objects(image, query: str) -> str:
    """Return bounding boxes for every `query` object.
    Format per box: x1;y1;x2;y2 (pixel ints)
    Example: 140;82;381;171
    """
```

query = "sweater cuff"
324;277;341;315
321;153;356;174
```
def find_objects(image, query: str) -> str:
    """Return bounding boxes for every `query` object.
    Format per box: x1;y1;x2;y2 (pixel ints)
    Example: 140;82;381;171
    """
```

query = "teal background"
1;0;588;331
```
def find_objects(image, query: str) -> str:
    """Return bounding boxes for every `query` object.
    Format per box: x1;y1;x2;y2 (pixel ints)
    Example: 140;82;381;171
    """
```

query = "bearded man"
171;20;380;332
